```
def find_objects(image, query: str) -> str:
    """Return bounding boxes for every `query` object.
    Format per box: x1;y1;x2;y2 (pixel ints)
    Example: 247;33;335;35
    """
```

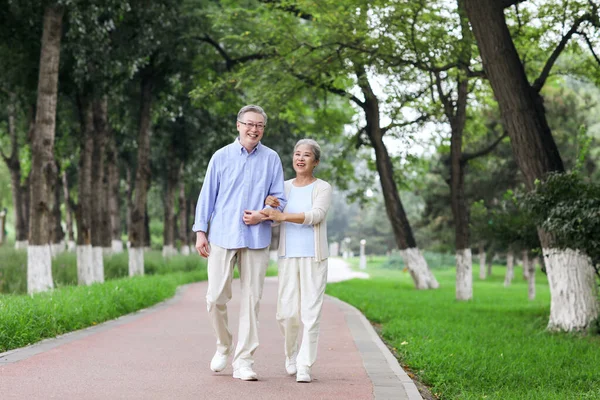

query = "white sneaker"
296;366;311;383
285;353;297;375
210;352;228;372
233;366;258;381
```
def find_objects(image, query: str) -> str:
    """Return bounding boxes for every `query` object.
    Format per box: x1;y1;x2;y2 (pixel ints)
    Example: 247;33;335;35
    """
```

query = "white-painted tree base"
111;239;124;253
50;241;65;257
129;247;145;276
504;250;514;287
455;248;472;300
544;248;599;332
180;245;191;256
77;245;94;285
27;245;54;294
67;240;76;252
400;247;439;289
92;247;105;283
162;244;177;258
15;240;28;250
479;251;487;280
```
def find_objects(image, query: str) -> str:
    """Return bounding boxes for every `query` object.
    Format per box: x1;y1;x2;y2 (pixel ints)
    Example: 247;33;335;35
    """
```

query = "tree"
464;0;600;331
27;4;64;293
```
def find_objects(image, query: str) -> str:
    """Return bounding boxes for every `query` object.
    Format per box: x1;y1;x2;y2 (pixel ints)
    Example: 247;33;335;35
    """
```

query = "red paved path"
0;278;374;400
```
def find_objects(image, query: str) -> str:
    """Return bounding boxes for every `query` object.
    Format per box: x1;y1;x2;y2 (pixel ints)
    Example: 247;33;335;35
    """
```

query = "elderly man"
193;105;286;381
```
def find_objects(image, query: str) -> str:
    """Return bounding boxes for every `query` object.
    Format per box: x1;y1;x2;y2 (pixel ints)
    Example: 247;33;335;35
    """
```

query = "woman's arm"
261;181;333;225
302;183;332;225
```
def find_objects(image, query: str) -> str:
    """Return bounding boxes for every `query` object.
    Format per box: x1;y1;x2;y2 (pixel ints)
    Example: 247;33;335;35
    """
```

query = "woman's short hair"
237;105;268;125
295;139;321;161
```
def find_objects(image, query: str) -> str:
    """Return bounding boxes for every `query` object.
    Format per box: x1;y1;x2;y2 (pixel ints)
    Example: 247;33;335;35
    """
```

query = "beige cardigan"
273;178;332;262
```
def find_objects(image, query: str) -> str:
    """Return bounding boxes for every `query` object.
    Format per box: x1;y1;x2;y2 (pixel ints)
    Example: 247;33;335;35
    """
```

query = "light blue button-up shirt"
192;138;286;249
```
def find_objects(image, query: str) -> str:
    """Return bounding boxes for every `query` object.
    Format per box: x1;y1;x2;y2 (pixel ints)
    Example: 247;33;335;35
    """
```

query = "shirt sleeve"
192;154;219;232
303;182;332;225
268;155;287;212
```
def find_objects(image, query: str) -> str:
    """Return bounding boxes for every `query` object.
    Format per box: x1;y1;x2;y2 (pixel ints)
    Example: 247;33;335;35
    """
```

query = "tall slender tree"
27;4;63;293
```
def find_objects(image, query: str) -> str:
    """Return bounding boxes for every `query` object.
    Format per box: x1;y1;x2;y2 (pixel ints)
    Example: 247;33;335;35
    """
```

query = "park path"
0;258;422;400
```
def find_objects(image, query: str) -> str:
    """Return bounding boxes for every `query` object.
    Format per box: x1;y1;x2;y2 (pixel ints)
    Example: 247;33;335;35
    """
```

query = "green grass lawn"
327;256;600;400
0;247;278;352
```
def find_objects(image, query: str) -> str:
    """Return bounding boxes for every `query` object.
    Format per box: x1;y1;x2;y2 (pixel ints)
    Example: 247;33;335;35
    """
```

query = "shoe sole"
233;372;258;381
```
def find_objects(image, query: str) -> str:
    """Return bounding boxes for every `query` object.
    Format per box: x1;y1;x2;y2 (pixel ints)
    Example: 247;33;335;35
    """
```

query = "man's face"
237;111;265;151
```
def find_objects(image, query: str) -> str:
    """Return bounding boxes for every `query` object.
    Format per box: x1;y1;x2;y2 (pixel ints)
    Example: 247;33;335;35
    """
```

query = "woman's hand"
264;195;280;208
260;208;284;222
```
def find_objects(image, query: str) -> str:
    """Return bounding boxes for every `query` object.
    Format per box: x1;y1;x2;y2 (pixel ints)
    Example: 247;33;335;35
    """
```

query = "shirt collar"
234;137;261;155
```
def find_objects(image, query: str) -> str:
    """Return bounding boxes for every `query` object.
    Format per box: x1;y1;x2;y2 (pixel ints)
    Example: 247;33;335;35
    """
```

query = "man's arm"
192;156;219;256
268;156;287;212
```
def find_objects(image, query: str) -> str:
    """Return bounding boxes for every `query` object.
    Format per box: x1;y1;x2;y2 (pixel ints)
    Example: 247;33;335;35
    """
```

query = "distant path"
327;256;370;282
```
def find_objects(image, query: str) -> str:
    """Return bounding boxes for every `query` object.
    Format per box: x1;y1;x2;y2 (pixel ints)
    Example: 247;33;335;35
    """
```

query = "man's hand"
195;231;210;258
243;210;267;225
264;195;280;208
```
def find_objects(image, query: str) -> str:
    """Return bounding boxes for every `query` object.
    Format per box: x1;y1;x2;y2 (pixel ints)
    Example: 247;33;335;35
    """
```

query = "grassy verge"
0;248;278;352
327;256;600;400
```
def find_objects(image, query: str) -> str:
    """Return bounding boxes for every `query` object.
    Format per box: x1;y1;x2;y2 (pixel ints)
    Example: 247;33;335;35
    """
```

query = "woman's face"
293;144;319;175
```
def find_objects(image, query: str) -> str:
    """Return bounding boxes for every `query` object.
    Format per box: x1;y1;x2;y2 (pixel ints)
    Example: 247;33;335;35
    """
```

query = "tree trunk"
50;162;65;256
355;66;438;289
144;204;151;249
448;0;473;300
178;163;190;255
162;150;178;258
76;96;94;285
0;209;6;244
528;255;537;300
129;70;153;276
62;171;75;251
522;249;530;280
465;0;598;331
504;248;514;287
125;164;133;248
90;96;108;282
2;98;29;248
27;5;63;294
106;135;123;253
486;253;493;277
478;243;487;280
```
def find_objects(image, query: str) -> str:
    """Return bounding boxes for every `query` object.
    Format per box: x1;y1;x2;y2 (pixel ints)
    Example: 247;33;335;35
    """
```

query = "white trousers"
276;257;328;370
206;244;269;369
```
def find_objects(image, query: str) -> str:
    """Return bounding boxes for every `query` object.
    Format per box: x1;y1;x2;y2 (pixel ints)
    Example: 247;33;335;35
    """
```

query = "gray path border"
0;285;188;365
327;295;423;400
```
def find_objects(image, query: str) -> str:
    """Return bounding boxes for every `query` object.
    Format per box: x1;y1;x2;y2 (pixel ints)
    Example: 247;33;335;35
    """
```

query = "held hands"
260;208;284;222
264;195;280;208
243;210;266;225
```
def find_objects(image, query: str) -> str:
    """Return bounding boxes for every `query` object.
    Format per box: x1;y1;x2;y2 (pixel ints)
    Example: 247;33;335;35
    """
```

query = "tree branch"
198;35;273;70
578;32;600;67
462;132;508;163
258;0;313;20
381;114;430;135
501;0;527;9
532;13;597;92
291;72;365;109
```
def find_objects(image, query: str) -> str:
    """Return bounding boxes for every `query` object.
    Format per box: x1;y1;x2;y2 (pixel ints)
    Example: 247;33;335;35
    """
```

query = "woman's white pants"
277;257;328;370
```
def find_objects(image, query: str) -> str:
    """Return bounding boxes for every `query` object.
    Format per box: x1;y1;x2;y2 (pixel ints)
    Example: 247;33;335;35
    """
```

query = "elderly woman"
262;139;332;383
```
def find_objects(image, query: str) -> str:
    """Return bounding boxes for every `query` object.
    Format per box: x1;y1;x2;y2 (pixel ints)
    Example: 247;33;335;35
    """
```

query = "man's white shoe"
233;366;258;381
210;352;228;372
296;367;311;383
285;353;297;375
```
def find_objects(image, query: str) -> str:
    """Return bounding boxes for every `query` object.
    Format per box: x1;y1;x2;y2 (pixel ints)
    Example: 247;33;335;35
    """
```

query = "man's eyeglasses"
238;120;265;130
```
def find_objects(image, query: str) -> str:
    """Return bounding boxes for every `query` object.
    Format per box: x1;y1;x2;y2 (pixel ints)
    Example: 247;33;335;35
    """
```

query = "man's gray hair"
295;139;321;162
237;105;268;125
